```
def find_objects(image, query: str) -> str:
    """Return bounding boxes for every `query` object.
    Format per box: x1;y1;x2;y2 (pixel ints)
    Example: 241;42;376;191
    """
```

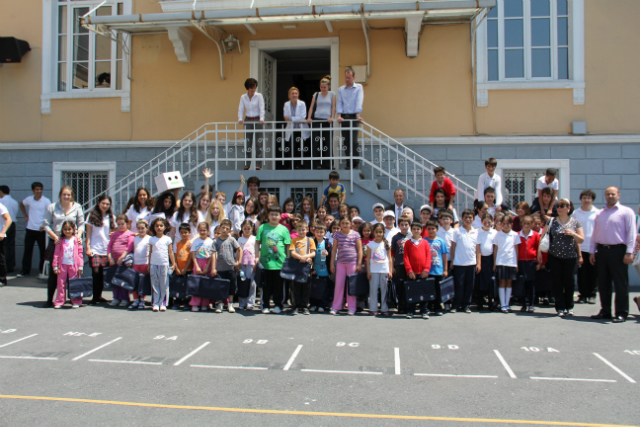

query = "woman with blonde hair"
307;75;336;170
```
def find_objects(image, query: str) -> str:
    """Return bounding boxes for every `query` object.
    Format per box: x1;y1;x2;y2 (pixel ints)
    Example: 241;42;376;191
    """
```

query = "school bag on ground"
347;272;369;297
403;277;436;304
169;275;188;298
68;277;93;300
438;276;455;303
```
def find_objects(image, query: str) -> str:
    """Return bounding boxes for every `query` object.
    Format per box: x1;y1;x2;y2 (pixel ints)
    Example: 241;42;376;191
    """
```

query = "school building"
1;0;639;277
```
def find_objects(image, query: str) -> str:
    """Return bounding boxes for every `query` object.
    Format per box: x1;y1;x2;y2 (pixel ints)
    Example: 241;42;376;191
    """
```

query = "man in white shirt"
238;78;265;171
19;182;52;276
336;67;364;169
572;189;601;304
0;185;19;273
537;168;559;203
0;201;13;286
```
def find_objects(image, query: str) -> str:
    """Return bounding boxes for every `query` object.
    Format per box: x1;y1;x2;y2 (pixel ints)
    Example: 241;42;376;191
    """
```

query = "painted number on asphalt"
521;347;560;353
336;342;359;347
154;335;178;341
64;332;102;337
0;329;17;334
243;339;268;344
624;350;640;355
431;344;459;350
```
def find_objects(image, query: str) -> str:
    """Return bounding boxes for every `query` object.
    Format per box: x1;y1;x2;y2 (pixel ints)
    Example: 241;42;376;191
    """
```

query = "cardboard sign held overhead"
154;171;185;193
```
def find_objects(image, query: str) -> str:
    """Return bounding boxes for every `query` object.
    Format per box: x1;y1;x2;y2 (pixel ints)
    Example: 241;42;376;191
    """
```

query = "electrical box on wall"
350;65;367;83
154;171;185;193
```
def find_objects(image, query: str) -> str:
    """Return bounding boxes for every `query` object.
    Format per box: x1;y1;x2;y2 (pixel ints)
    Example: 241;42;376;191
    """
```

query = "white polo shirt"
452;227;478;266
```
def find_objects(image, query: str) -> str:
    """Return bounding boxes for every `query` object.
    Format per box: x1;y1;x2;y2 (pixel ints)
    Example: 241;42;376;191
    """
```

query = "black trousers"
340;115;360;168
91;264;105;303
0;239;6;285
47;270;57;304
311;120;332;169
428;274;444;311
595;244;629;318
262;269;284;309
393;265;407;312
577;251;598;298
291;280;311;309
547;254;577;312
5;222;15;272
21;228;46;275
453;265;475;308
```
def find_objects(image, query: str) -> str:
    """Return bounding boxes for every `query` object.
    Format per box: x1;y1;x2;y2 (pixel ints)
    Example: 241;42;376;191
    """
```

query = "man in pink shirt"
589;187;637;323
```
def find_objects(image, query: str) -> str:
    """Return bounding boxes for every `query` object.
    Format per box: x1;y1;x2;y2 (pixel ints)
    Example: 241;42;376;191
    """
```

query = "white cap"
352;216;364;222
419;204;433;212
372;203;385;211
383;210;396;218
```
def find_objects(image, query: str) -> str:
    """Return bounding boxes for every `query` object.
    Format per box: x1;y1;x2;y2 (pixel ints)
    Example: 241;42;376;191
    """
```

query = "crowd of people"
2;155;638;323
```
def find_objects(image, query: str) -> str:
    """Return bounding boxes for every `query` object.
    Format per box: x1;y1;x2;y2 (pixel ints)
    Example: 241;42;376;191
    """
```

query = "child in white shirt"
493;216;519;313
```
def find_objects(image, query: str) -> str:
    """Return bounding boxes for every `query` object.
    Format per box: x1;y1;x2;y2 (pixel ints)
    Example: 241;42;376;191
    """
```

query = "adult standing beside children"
43;185;85;307
238;78;265;171
571;189;600;304
538;198;584;317
306;75;336;170
589;187;637;323
336;67;364;170
0;186;19;273
18;182;51;277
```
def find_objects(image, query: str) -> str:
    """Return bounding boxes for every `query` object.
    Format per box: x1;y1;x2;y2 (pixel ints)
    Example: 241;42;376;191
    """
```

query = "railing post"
215;123;219;191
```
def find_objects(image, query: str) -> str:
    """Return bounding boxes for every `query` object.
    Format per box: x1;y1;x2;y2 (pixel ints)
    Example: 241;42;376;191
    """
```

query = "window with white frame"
496;159;569;209
56;1;124;92
487;0;569;81
53;162;116;210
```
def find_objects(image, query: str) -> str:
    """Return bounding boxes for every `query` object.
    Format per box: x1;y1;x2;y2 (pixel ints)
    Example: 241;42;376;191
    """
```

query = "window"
487;0;568;81
57;1;124;91
503;169;545;207
290;188;319;212
258;187;281;203
53;162;116;210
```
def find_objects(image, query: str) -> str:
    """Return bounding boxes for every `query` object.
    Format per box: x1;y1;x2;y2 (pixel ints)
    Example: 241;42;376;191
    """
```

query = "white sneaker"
201;305;209;312
109;299;120;306
227;304;235;313
262;308;270;314
309;306;317;312
273;306;282;314
119;300;129;307
215;302;223;313
192;306;199;312
129;300;140;309
318;307;325;313
160;306;166;312
54;305;62;309
72;304;79;309
152;305;159;312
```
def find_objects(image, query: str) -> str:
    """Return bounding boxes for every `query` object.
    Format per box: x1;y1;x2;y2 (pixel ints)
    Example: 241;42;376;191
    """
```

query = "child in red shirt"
517;215;540;312
403;221;432;319
429;166;456;211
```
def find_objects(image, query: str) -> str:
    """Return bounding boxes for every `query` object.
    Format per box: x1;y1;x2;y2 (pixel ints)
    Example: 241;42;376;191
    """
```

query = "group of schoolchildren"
57;157;568;317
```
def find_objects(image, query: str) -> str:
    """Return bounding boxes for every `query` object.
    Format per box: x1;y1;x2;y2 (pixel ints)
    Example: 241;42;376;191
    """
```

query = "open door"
259;51;277;121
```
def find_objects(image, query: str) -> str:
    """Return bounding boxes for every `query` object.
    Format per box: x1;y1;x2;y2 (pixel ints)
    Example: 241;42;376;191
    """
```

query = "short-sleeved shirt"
323;184;345;201
391;232;411;265
452;227;478;266
239;235;256;266
333;230;360;264
547;217;582;259
477;228;497;257
175;240;191;270
134;235;151;265
214;236;240;271
313;239;331;277
436;227;454;251
190;237;215;259
86;214;112;256
149;235;172;266
425;237;448;276
126;205;150;231
256;223;291;270
22;195;51;230
290;236;316;256
367;241;390;274
537;176;559;192
494;230;519;267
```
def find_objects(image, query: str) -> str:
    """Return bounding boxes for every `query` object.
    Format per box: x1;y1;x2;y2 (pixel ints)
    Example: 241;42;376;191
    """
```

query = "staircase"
83;121;477;214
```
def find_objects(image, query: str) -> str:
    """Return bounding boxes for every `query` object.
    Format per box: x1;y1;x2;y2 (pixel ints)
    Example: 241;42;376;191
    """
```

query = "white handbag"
539;218;553;253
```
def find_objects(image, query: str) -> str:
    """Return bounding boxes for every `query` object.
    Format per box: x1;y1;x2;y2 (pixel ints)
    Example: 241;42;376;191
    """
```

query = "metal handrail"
82;120;478;214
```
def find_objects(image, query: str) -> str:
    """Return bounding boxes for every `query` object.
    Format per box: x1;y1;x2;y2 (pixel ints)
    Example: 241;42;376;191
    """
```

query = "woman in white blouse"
307;75;336;170
284;87;310;170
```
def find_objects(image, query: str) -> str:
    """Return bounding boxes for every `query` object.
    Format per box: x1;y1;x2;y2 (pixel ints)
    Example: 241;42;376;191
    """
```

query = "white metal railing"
82;120;477;214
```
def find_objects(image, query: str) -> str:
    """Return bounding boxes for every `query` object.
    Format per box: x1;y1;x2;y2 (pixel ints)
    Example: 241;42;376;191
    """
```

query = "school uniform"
494;229;520;311
403;238;432;315
391;232;411;313
517;230;540;308
451;227;478;310
475;228;497;310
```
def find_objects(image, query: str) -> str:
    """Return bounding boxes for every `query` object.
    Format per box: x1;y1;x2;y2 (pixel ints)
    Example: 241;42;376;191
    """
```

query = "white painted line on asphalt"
191;365;268;370
174;341;210;366
301;369;383;375
88;359;162;365
0;355;58;360
72;337;122;361
415;373;499;378
593;353;637;384
530;377;616;383
493;350;517;379
0;334;38;348
394;347;401;375
283;344;303;371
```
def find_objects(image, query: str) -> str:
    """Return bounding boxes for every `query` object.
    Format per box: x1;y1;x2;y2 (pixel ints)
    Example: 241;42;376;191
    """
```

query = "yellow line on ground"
0;394;635;427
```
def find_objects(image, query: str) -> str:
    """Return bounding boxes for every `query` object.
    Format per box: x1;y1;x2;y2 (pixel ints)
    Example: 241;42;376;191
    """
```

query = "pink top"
590;202;637;253
107;230;135;259
53;238;84;269
334;230;360;264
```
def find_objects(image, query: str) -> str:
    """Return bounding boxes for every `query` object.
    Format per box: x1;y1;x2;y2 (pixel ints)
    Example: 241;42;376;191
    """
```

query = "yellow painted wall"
0;0;639;143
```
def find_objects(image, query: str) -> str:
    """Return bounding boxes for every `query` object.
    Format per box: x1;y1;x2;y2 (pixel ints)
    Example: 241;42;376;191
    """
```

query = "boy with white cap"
383;210;399;245
371;203;385;225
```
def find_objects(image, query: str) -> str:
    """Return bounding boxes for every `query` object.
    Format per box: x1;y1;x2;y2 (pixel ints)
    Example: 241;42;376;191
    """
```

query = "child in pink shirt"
52;221;84;308
107;214;135;306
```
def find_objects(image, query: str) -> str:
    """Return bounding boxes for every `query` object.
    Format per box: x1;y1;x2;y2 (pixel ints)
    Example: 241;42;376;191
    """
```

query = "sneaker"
527;306;535;313
152;306;159;312
261;308;270;314
228;304;235;313
318;307;325;313
567;309;574;316
303;308;310;315
215;303;223;313
330;309;337;315
119;300;129;307
450;308;457;314
291;308;298;316
201;305;209;312
347;311;355;316
246;305;254;311
273;306;282;314
436;311;443;316
138;303;145;310
160;306;166;312
309;306;317;312
72;304;79;309
109;299;120;306
406;312;414;319
54;305;61;309
464;306;472;313
501;308;509;314
557;311;565;317
422;313;430;319
191;306;199;312
129;300;140;309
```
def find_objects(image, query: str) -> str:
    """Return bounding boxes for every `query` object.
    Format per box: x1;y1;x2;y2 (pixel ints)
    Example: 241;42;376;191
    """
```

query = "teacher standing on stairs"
238;78;265;171
337;67;364;170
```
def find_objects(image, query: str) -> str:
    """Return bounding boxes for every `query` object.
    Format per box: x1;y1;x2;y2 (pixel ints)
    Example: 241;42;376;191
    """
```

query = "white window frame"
52;162;116;204
475;0;584;106
496;159;570;200
41;0;132;114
